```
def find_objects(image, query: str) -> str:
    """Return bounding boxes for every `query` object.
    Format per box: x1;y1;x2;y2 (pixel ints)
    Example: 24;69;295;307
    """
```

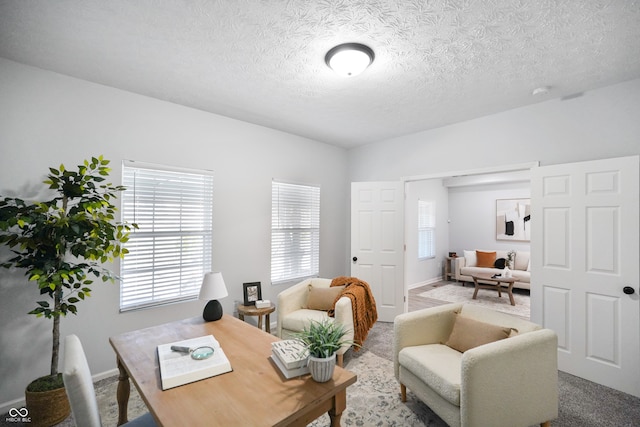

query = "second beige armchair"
394;303;558;427
277;278;354;366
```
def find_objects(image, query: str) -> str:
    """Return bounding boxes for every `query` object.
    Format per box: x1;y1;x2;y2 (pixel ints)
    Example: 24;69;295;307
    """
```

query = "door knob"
352;256;358;262
623;286;635;295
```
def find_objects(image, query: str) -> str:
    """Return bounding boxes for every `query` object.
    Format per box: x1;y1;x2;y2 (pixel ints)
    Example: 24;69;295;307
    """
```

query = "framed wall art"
496;198;531;242
243;282;262;306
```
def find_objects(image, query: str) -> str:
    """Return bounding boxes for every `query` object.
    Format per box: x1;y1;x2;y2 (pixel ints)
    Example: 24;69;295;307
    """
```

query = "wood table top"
470;273;516;283
110;315;356;427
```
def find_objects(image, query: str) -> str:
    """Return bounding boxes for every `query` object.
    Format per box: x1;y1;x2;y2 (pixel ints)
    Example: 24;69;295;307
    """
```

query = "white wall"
404;179;449;286
348;78;640;290
447;182;531;256
0;58;349;408
348;78;640;182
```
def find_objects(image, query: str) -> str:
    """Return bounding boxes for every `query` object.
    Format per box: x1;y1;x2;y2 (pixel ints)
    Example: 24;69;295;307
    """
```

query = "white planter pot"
307;353;336;383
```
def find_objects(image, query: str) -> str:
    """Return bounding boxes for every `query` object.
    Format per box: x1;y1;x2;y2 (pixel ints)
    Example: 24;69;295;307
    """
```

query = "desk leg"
116;357;130;426
328;389;347;427
265;313;271;333
257;314;263;331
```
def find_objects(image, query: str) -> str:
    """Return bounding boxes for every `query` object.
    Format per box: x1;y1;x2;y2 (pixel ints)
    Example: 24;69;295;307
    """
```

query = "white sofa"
277;278;354;366
454;250;530;290
394;303;558;427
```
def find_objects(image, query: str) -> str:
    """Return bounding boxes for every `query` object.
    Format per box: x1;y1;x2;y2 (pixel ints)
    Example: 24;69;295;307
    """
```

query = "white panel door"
351;182;404;322
531;155;639;397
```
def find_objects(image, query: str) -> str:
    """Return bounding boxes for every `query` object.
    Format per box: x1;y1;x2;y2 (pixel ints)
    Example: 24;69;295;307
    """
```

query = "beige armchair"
277;278;354;366
394;303;558;427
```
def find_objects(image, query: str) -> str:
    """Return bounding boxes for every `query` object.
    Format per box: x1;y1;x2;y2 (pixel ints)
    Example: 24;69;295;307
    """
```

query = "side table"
444;256;457;281
237;303;276;333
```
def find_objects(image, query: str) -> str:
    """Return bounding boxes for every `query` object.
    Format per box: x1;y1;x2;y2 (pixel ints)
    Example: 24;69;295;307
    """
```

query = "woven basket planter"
25;386;70;427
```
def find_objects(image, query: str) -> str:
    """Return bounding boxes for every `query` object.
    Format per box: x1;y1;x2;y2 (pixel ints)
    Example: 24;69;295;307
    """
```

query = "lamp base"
203;299;223;321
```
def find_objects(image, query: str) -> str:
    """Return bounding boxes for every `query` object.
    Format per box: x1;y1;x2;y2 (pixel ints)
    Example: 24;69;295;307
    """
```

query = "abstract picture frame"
242;282;262;306
496;198;531;242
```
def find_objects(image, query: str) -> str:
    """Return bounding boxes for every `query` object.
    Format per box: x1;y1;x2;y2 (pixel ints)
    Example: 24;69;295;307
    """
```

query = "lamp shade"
199;272;228;301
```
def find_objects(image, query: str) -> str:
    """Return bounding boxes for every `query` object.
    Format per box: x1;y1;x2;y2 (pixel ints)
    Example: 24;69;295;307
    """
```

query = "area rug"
418;283;530;319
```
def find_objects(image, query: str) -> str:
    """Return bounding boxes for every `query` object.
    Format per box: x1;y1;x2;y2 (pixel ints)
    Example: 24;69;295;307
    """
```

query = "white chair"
394;303;558;427
63;334;157;427
277;278;354;366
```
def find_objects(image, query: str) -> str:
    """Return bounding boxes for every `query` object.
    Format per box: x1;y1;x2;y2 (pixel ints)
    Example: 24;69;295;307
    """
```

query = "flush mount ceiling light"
325;43;375;77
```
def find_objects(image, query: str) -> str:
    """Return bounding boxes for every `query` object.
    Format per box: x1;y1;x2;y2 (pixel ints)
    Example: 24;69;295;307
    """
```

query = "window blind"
120;161;213;311
271;180;320;284
418;200;436;259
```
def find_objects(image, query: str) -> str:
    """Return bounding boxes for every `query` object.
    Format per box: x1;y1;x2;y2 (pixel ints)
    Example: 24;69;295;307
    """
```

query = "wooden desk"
109;315;356;427
471;274;517;306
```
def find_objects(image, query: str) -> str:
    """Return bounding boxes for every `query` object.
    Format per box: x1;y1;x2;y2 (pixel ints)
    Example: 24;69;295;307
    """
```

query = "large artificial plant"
0;156;136;389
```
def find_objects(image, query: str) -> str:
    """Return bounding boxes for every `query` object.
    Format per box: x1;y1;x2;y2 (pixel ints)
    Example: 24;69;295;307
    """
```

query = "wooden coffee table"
110;315;356;426
471;274;517;306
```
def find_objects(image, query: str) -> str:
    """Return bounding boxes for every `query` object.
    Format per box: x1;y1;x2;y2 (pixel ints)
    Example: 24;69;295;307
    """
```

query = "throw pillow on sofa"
476;250;496;268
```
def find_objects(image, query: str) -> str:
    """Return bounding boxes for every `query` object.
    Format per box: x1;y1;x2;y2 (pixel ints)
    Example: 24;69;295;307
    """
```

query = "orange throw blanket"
328;276;378;350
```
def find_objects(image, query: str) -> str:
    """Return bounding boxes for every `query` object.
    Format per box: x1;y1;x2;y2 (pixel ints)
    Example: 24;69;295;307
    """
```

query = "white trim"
1;396;26;417
123;159;214;176
408;277;443;290
0;368;119;415
402;161;540;183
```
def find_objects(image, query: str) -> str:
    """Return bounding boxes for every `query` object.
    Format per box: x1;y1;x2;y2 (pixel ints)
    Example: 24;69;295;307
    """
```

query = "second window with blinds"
271;180;320;285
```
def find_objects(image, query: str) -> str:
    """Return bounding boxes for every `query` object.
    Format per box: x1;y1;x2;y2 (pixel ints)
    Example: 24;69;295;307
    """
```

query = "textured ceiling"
1;0;639;148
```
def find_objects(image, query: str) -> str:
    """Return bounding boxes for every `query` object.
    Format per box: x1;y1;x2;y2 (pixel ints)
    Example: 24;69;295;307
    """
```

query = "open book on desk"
158;335;232;390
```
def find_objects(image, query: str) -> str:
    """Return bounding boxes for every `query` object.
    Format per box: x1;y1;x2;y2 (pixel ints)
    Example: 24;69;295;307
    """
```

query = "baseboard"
1;396;26;417
408;277;443;290
1;368;119;415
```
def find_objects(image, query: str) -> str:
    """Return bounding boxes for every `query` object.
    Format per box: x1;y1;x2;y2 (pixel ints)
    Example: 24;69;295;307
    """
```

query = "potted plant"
0;156;136;426
295;320;357;382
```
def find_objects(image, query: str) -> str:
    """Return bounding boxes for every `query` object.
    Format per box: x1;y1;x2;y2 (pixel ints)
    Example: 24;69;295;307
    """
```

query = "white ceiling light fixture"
325;43;375;77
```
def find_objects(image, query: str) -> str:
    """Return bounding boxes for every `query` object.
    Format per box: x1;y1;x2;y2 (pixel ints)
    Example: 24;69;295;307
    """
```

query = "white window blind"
120;161;213;311
271;180;320;284
418;200;436;259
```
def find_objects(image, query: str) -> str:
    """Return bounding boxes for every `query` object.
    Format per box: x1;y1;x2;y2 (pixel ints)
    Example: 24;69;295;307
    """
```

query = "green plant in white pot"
295;320;358;382
0;156;136;426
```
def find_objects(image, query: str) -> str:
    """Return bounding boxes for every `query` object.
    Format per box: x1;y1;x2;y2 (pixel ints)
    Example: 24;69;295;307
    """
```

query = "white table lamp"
199;272;228;321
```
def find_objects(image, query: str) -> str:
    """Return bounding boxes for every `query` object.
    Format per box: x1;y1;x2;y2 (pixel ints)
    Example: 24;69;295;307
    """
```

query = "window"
418;200;435;259
120;161;213;311
271;180;320;284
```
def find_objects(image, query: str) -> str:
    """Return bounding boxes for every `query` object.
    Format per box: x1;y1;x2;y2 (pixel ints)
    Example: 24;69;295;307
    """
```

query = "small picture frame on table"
243;282;262;306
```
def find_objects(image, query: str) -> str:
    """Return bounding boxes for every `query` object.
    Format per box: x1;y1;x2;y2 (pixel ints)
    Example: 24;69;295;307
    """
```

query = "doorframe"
400;161;540;309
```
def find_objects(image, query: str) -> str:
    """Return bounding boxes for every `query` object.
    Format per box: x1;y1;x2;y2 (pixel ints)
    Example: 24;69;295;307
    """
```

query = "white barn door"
531;155;639;397
351;182;405;322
